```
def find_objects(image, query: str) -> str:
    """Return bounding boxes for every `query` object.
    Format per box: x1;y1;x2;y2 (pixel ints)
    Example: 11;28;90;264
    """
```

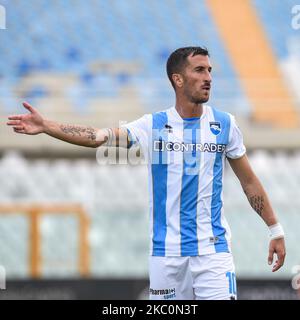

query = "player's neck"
175;100;204;119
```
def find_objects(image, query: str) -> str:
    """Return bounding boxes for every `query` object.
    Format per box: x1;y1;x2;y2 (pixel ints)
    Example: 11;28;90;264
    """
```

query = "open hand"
7;102;45;135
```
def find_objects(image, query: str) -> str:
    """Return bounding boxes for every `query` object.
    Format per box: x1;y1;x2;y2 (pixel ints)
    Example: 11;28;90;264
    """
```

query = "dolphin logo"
209;122;221;135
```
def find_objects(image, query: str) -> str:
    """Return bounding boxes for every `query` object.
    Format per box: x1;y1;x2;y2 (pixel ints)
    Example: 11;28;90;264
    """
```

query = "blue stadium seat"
0;0;249;115
253;0;300;59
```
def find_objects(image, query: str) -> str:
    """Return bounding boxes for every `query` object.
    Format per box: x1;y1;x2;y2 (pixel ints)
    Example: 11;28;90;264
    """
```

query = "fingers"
272;259;283;272
268;248;274;265
13;127;26;134
22;101;35;113
7;120;26;133
12;125;24;131
272;251;286;272
8;115;23;120
269;239;286;272
7;120;21;126
8;101;35;122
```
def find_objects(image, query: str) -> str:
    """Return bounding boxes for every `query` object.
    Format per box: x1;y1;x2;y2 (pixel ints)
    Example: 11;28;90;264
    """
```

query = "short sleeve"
121;114;151;153
225;115;246;159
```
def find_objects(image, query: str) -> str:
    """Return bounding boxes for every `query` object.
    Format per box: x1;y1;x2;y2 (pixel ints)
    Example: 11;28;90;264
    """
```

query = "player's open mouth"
202;85;211;90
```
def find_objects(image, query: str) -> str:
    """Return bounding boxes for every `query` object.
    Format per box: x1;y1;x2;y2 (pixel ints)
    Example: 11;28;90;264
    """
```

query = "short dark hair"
166;46;210;89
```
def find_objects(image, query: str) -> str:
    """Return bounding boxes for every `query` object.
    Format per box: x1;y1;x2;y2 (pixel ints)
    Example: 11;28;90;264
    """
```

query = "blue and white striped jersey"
124;105;246;256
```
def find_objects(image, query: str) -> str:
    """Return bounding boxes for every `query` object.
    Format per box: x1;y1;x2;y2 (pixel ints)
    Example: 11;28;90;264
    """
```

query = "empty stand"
0;151;299;279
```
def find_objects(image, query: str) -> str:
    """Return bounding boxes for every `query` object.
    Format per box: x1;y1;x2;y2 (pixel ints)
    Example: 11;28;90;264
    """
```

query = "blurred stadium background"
0;0;300;299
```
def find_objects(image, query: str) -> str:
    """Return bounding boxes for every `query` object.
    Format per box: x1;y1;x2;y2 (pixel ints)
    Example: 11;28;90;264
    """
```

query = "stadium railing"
0;203;90;278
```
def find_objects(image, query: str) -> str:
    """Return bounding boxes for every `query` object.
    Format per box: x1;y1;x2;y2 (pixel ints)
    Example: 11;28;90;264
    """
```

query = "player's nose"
205;71;212;82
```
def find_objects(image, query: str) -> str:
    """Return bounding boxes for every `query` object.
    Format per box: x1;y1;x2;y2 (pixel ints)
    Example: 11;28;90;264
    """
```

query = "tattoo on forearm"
86;127;96;141
246;193;265;216
60;125;96;141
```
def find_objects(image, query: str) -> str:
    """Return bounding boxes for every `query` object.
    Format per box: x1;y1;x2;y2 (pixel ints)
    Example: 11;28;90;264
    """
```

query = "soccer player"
7;46;286;300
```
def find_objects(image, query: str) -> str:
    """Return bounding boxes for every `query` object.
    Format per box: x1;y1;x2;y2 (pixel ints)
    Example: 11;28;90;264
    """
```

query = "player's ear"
172;74;184;89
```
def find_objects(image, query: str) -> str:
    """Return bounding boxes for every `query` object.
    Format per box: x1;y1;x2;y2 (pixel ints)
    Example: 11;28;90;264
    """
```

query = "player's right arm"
6;102;128;148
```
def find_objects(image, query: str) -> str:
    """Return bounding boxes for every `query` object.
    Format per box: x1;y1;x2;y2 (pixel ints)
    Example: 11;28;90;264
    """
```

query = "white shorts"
149;253;237;300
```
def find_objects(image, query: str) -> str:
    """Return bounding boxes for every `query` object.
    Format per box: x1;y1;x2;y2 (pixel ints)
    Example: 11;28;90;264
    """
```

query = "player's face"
182;54;212;104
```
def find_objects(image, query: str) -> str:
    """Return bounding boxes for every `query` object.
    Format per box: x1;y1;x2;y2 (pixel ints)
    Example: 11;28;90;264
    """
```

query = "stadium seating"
253;0;300;106
253;0;300;59
0;0;249;115
0;151;299;279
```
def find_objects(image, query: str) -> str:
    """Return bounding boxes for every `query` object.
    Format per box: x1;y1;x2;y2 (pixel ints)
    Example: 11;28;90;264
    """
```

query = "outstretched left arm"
228;154;286;272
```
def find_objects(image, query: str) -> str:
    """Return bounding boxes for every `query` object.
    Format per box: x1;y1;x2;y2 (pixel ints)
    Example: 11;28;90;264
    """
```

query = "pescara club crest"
209;122;221;135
